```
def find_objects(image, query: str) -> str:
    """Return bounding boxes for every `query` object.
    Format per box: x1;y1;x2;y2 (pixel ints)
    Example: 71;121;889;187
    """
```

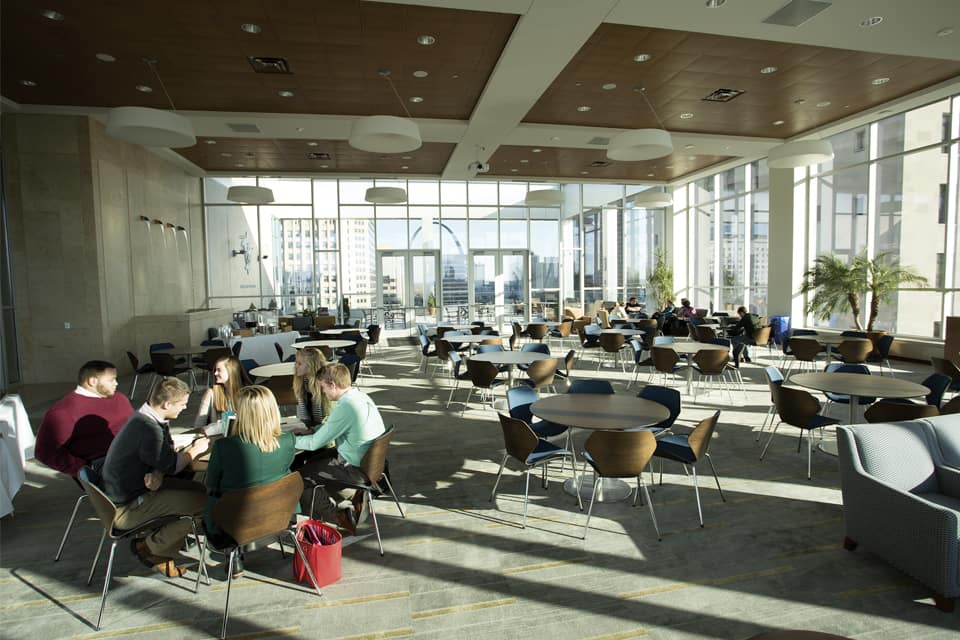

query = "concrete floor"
2;337;959;639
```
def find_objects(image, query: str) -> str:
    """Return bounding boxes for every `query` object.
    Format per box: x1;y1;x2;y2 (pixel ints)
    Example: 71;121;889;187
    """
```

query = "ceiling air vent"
587;136;611;145
702;88;744;103
227;123;261;133
589;160;611;168
249;56;292;74
307;152;331;160
762;0;832;27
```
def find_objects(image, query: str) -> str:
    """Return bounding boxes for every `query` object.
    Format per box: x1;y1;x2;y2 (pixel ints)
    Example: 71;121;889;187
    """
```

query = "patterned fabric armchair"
837;416;960;612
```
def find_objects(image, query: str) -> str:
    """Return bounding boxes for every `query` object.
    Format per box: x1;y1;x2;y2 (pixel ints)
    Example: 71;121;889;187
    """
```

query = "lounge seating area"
4;337;959;639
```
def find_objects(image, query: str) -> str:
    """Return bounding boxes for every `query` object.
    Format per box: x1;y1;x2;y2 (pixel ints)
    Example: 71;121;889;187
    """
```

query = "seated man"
35;360;134;478
624;297;644;315
726;305;762;362
295;363;386;535
100;377;209;577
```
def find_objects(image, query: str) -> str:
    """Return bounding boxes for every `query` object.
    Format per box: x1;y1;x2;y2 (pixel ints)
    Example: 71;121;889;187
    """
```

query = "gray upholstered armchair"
837;417;960;612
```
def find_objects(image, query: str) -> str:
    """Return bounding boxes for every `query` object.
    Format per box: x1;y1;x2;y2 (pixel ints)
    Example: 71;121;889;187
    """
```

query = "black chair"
125;351;156;399
231;341;242;358
568;379;614;394
653;411;725;527
149;352;198;391
866;334;896;376
274;342;295;363
885;373;951;408
339;354;361;384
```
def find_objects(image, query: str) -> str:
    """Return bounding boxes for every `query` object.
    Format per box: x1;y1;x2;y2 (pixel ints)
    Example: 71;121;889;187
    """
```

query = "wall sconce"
231;249;247;257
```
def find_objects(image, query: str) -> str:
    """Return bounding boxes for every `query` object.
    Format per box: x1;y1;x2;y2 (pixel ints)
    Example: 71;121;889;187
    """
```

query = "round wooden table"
790;335;872;364
469;350;550;385
440;334;502;345
602;328;647;337
249;362;296;378
291;339;356;350
789;372;929;426
315;328;367;335
530;393;670;502
666;341;730;394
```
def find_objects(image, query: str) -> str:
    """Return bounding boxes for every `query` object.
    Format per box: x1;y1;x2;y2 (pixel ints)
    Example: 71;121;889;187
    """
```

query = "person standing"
294;363;385;535
100;377;209;577
35;360;134;478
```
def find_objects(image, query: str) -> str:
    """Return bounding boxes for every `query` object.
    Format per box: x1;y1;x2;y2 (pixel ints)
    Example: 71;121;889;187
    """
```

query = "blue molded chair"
568;379;614;395
445;351;472;408
823;363;874;419
339;354;361;384
626;339;648;389
418;334;437;372
490;413;581;528
239;359;260;376
507;386;569;441
886;373;951;408
633;385;681;435
653;411;725;527
757;366;785;441
866;334;896;376
761;386;840;480
518;342;551;372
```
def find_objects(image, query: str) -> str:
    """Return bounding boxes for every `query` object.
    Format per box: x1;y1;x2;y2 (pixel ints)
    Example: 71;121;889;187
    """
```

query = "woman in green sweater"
204;385;297;548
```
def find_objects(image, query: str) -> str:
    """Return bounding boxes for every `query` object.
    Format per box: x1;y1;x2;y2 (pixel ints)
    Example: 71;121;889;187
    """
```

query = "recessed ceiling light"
871;77;890;85
402;156;412;160
520;159;529;163
723;145;731;151
532;148;542;153
602;83;617;90
577;105;591;112
41;9;64;20
135;85;153;93
772;120;785;125
278;90;295;97
647;173;655;177
688;155;697;160
760;66;778;74
679;112;694;119
204;139;217;145
510;168;518;172
633;54;651;63
413;70;429;78
580;171;589;175
96;53;116;62
19;79;37;87
859;16;883;27
684;144;695;150
417;35;436;45
220;152;232;157
451;73;460;79
550;136;560;141
574;82;583;87
705;0;726;7
401;165;409;170
409;96;424;103
937;27;954;37
240;23;262;34
235;163;245;168
320;164;329;169
307;142;319;147
816;101;832;108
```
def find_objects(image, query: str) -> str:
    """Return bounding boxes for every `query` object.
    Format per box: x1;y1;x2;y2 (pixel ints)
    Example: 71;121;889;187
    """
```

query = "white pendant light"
105;106;196;148
632;189;673;208
607;128;674;162
349;115;422;154
227;186;275;205
524;189;563;207
365;186;408;204
767;139;834;169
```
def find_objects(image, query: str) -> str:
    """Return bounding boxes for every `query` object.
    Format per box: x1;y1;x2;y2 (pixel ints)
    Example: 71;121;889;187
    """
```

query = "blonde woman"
194;356;252;431
203;385;297;548
292;347;331;427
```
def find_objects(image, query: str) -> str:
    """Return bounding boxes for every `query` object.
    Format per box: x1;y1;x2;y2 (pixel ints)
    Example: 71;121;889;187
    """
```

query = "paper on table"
280;415;306;432
171;433;196;449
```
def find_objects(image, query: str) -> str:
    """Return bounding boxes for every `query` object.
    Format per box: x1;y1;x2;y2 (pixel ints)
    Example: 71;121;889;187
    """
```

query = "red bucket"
292;520;342;586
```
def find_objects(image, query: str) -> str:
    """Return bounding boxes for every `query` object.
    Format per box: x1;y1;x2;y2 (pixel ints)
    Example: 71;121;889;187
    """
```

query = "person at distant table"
727;305;763;363
35;360;134;478
678;298;697;320
624;297;646;318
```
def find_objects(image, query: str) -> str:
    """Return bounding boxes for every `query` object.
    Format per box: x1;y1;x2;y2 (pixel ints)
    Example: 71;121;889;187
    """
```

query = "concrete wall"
3;113;205;384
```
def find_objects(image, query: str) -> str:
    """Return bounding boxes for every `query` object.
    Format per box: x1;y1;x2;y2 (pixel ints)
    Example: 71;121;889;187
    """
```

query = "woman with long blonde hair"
194;355;252;430
293;347;331;426
203;385;297;551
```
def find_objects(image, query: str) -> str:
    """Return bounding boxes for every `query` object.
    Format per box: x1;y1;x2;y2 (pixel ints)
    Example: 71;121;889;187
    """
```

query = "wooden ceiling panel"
524;24;960;138
176;138;454;174
488;146;733;183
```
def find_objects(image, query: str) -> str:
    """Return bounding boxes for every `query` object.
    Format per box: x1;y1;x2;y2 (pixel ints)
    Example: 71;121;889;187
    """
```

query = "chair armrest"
936;464;960;498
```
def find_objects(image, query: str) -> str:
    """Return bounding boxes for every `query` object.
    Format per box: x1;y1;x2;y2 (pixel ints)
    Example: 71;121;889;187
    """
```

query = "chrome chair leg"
691;467;704;527
581;473;600;539
87;530;107;586
704;453;725;501
94;540;119;630
379;474;405;518
522;470;531;528
55;493;88;561
367;494;384;556
220;549;237;639
639;479;661;541
490;454;509;501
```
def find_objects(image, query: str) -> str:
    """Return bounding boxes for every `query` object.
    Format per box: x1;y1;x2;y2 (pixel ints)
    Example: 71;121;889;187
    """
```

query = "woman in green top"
204;385;296;545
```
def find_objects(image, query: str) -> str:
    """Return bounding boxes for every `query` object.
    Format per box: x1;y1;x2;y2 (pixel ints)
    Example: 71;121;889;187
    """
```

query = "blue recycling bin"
770;316;791;346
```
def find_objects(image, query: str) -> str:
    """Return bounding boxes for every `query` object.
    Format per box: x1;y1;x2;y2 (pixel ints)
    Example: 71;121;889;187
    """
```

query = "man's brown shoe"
334;508;357;536
131;540;186;578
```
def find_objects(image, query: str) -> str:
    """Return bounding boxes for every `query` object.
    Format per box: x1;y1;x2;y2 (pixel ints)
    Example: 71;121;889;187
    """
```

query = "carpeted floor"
2;336;958;639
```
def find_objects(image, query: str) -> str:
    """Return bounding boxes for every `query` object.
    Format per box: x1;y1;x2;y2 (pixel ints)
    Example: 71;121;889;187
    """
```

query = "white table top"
789;372;929;398
530;393;670;431
791;335;871;346
441;334;503;344
291;339;356;350
664;341;729;355
602;328;646;336
469;351;552;365
316;328;367;335
249;362;296;378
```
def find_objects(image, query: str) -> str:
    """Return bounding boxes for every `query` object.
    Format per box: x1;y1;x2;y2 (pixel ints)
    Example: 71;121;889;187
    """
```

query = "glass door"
469;250;529;328
376;250;439;327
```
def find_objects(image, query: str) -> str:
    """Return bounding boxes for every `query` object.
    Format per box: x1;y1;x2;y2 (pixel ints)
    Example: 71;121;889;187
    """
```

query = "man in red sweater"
35;360;134;477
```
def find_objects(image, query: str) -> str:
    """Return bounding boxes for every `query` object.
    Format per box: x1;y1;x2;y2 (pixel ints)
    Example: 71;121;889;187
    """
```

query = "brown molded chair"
931;356;960;392
519;357;558;393
650;346;683;386
491;414;580;528
314;315;336;331
308;426;405;557
77;466;204;631
751;326;772;352
761;386;840;480
461;358;506;415
863;400;939;423
784;338;822;376
837;339;872;364
366;324;382;354
696;324;718;342
433;339;454;377
597;332;627;371
691;348;734;403
581;429;661;540
526;323;549;343
208;472;321;639
264;375;297;410
652;411;725;527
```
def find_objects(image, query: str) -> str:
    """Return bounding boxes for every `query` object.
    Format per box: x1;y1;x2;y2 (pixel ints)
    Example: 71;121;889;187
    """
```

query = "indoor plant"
647;248;674;312
427;291;437;316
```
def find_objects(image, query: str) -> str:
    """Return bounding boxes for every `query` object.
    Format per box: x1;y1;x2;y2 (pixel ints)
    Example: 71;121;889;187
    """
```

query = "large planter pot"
866;330;888;359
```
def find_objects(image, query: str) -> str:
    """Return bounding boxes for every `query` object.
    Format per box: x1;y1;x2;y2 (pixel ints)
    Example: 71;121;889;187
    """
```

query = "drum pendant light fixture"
631;189;673;209
105;58;196;148
227;186;275;205
607;87;673;161
524;188;563;207
767;139;834;168
349;70;422;155
364;186;408;204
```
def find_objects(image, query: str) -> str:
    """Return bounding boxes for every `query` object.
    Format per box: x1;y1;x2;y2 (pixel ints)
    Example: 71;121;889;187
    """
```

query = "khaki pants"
114;478;205;558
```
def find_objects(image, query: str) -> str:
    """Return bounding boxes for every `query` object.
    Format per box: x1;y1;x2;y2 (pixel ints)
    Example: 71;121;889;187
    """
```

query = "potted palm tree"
799;251;928;336
647;248;674;312
427;291;437;317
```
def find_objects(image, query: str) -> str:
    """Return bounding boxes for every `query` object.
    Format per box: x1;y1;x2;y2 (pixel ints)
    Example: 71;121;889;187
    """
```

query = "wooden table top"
440;334;503;343
602;328;647;336
249;362;296;378
789;372;929;398
664;341;729;355
791;334;871;346
291;339;356;350
530;393;670;430
469;351;552;365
